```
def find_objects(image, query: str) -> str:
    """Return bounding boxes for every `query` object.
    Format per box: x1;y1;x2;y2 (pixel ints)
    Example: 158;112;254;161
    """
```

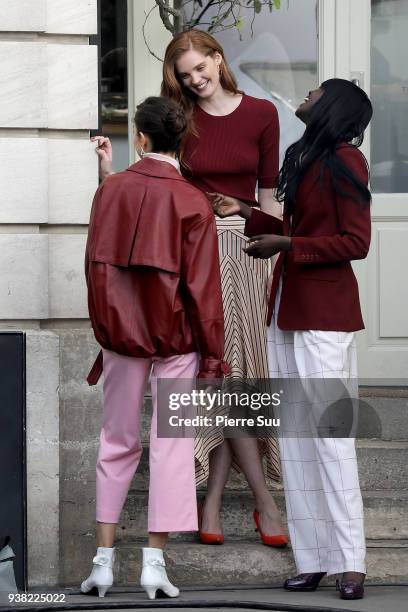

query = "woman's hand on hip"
244;234;292;259
91;136;114;180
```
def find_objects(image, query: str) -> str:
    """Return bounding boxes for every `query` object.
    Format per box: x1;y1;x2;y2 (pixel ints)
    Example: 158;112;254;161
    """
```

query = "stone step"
119;489;408;542
61;439;408;492
356;440;408;490
357;392;408;440
60;331;407;445
138;391;408;443
61;384;408;447
111;539;408;587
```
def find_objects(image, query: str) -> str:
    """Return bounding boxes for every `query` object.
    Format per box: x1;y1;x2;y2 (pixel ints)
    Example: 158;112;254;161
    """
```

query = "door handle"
350;71;364;89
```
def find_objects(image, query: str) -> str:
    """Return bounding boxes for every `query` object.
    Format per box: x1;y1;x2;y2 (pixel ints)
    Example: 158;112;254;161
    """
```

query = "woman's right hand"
207;193;241;217
91;136;113;180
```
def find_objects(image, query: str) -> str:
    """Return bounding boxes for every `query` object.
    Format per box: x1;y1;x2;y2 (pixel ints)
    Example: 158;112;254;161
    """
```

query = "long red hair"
161;29;241;139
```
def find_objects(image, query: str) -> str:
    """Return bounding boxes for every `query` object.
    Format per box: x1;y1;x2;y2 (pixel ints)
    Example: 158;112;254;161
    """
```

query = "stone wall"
0;0;99;586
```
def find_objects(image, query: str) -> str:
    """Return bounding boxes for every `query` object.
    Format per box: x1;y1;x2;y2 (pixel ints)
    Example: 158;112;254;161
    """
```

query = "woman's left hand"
244;234;291;259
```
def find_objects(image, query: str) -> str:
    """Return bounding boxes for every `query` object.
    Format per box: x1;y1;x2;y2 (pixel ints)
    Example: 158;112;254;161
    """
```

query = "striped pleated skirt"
194;214;281;486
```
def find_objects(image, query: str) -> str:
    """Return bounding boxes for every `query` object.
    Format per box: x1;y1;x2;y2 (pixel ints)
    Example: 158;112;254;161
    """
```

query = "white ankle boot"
80;546;115;598
140;547;179;599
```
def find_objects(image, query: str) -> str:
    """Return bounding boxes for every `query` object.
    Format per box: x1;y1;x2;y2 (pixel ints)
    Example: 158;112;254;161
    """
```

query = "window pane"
371;0;408;193
101;0;128;172
209;1;318;162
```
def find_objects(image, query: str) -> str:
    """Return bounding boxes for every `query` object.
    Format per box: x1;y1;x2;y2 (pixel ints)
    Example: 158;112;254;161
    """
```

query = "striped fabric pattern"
194;215;281;485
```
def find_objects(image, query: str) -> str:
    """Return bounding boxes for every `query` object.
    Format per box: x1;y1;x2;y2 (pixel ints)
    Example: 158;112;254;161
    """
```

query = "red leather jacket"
246;144;371;331
85;157;227;382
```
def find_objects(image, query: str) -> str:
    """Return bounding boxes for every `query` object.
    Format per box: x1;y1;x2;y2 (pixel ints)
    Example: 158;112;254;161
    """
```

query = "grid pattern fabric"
267;282;366;576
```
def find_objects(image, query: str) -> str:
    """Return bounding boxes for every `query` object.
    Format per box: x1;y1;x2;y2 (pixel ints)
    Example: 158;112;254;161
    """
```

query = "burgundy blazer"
245;144;371;331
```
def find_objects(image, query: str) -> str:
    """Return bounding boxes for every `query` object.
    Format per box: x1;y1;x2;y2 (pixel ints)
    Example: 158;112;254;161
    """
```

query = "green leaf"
235;16;244;30
254;0;262;13
274;0;281;8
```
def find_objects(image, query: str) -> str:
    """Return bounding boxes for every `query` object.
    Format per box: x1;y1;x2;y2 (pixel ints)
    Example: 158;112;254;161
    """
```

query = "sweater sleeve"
181;213;228;378
291;148;371;264
258;101;280;189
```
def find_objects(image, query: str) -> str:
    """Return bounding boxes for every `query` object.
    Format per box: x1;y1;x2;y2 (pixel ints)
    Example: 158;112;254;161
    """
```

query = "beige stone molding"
0;1;97;35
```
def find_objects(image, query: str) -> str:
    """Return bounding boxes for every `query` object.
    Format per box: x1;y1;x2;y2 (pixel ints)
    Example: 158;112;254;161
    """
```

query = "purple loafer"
284;572;326;592
336;579;365;600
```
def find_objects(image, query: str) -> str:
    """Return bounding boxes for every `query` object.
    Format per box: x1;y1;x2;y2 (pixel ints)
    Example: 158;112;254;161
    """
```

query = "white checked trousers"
267;284;366;576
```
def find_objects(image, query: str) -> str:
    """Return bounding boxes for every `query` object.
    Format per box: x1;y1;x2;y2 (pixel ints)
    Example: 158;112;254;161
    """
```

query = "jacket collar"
127;157;187;182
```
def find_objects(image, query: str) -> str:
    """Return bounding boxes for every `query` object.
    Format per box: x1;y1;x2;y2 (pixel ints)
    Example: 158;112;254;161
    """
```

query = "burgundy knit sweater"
182;94;280;205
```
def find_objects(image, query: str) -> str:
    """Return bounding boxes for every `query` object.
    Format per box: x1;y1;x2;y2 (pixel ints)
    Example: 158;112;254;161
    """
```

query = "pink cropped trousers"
96;349;199;533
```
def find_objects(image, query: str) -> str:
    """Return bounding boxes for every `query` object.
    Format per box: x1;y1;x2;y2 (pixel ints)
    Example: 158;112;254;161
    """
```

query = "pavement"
1;584;408;612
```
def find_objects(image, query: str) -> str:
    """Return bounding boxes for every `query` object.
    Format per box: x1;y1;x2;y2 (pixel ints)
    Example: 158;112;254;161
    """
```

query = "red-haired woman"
94;29;286;547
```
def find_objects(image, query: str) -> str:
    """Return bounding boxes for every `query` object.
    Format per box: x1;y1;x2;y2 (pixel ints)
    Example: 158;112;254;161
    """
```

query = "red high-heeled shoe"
197;503;224;545
253;509;288;548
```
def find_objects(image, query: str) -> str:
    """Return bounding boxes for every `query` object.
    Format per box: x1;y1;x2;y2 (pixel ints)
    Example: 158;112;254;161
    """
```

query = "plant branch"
154;0;177;33
154;0;179;18
173;0;185;32
191;0;218;28
145;0;284;53
206;2;236;32
143;5;165;62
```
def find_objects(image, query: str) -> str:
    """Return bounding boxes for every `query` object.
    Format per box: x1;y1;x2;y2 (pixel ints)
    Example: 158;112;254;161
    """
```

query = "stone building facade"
0;0;99;586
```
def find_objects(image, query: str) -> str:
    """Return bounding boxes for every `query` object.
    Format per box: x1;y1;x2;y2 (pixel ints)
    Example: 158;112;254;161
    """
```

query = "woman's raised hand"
207;193;241;218
91;136;114;180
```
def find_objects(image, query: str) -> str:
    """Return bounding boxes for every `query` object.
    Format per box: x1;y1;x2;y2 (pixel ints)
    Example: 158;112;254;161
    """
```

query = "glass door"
100;0;129;172
198;0;318;162
371;0;408;195
331;0;408;380
366;0;408;379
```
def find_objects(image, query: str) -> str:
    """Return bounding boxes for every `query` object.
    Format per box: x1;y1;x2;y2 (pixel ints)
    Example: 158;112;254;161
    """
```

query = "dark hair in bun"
134;96;187;154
